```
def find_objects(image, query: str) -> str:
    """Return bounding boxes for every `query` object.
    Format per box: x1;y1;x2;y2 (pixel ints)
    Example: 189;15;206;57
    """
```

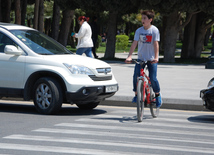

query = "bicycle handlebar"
132;60;147;66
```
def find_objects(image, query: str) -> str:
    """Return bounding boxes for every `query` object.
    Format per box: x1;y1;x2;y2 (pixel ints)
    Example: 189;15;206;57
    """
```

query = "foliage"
129;32;135;41
122;13;142;25
116;35;129;50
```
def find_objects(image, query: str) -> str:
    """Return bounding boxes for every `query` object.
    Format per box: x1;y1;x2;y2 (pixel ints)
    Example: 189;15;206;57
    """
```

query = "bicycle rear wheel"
137;80;145;122
149;86;159;118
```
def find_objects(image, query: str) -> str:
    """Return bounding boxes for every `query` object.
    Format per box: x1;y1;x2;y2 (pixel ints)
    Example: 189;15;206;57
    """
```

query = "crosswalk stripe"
54;122;214;137
93;113;213;124
89;112;214;129
75;117;214;130
0;142;136;155
110;109;202;117
33;127;214;145
3;135;214;154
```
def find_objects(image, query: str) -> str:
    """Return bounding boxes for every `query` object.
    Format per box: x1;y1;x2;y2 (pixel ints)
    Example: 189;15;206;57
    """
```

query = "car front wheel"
33;77;63;114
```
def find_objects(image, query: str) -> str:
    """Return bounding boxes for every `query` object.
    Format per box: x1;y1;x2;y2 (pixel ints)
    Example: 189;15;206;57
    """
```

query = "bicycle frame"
137;63;153;104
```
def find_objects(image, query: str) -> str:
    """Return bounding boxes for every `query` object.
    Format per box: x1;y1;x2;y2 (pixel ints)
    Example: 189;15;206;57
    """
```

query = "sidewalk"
98;53;213;111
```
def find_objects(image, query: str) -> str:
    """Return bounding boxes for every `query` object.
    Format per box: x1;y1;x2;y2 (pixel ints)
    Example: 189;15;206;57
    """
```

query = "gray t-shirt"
134;25;160;61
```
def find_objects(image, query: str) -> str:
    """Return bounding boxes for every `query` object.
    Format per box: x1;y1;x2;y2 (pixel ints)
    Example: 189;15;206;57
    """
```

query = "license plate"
105;85;118;93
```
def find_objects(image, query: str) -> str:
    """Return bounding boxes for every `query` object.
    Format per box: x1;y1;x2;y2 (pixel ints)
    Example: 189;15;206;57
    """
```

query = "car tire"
76;102;100;110
33;77;63;114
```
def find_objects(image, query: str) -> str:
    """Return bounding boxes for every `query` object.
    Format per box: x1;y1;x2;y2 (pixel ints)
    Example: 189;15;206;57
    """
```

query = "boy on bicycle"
125;10;162;108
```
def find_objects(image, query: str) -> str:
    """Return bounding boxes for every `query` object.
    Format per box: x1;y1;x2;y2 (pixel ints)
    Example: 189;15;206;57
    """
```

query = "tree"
1;0;11;23
58;9;74;46
50;0;60;40
15;0;21;24
182;0;214;58
56;0;78;46
181;13;197;58
21;0;28;25
38;0;44;32
33;0;39;29
99;0;137;59
182;12;214;58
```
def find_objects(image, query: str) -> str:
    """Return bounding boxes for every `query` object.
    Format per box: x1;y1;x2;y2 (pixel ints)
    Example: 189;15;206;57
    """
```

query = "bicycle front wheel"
137;80;145;122
149;86;159;118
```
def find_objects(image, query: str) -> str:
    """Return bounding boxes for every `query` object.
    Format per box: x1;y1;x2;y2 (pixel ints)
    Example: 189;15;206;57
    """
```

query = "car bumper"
66;84;118;104
200;88;214;111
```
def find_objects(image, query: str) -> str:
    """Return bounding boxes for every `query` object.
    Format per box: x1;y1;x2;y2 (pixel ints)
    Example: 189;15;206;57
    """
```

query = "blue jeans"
133;61;160;93
76;47;93;58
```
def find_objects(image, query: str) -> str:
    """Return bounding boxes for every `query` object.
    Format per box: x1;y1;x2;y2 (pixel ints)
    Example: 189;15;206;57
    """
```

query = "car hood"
43;54;111;69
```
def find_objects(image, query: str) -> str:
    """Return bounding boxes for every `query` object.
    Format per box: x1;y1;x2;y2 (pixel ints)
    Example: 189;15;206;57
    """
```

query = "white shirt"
75;21;93;49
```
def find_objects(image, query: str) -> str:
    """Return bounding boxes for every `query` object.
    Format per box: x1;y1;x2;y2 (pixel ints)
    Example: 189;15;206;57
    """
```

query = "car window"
0;32;20;53
10;30;72;55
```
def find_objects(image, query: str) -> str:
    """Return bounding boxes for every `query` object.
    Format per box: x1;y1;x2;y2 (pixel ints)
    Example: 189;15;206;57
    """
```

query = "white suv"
0;23;118;114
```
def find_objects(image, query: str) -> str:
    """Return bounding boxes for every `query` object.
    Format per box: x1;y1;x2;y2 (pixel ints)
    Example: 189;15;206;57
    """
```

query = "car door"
0;33;25;89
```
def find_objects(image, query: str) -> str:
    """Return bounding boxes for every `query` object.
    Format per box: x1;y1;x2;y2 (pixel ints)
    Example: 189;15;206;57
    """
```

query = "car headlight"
208;78;214;89
64;63;94;75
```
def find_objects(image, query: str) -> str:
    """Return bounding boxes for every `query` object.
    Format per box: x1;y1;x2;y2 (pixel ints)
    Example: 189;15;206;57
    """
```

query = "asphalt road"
0;100;214;155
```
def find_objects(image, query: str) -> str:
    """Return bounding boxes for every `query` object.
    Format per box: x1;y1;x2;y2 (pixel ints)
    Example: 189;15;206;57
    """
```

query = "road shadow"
0;103;38;114
91;114;154;123
58;106;106;116
188;115;214;124
0;102;106;116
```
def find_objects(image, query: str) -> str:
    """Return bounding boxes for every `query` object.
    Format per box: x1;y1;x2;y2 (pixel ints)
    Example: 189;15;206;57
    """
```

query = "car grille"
96;68;111;74
89;75;112;81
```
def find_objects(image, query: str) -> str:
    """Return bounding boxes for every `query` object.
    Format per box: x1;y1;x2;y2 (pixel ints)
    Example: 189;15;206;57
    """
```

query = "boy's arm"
152;40;159;64
125;40;138;63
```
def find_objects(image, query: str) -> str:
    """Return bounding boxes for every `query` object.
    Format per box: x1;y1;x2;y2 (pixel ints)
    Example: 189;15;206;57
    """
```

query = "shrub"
116;35;129;50
129;32;135;41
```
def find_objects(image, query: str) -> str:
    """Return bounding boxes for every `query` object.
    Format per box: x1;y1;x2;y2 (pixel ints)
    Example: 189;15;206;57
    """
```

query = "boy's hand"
151;59;158;64
125;57;132;63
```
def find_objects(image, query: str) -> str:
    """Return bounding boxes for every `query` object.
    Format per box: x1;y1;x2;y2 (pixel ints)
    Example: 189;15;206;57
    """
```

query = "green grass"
66;42;137;53
176;40;182;49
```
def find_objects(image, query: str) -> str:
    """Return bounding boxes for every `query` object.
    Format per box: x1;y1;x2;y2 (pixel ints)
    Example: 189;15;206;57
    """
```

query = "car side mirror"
4;45;22;56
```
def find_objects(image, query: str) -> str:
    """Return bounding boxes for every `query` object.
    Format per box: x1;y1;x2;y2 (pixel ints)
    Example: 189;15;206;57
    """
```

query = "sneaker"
132;96;137;103
156;93;162;108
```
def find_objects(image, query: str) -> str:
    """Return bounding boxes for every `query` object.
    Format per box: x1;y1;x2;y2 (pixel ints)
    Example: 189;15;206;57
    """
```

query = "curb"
100;96;205;111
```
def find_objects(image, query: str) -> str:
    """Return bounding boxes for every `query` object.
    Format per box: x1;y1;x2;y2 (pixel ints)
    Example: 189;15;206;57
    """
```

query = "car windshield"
10;29;72;55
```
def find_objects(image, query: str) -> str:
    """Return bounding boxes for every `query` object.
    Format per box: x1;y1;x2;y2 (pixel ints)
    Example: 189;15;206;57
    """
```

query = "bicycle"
134;60;159;122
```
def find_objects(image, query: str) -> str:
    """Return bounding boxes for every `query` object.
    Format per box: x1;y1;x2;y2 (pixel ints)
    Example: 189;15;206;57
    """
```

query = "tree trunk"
163;12;180;62
33;0;40;30
15;0;21;25
0;0;2;21
45;18;51;35
21;0;27;25
51;0;60;40
1;0;11;23
194;12;207;58
38;0;44;32
160;16;167;55
181;14;197;58
58;9;74;46
104;11;117;59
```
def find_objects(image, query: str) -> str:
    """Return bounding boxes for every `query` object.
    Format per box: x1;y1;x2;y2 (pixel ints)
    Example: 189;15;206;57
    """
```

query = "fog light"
82;89;88;95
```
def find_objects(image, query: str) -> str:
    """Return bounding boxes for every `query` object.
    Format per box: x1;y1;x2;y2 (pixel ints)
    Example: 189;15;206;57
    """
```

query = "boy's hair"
142;10;155;24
